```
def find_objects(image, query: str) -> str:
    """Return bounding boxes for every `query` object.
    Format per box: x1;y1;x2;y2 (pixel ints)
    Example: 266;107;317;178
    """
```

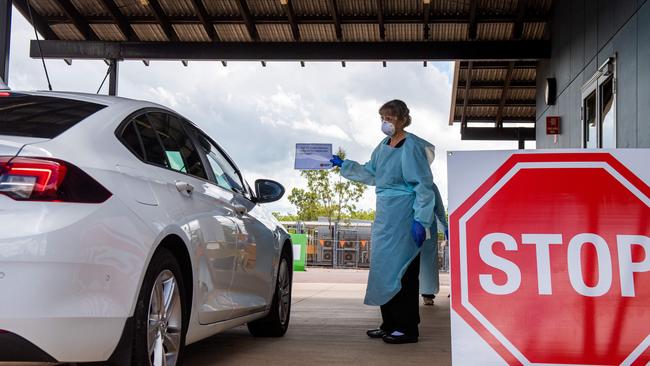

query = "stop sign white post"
448;150;650;366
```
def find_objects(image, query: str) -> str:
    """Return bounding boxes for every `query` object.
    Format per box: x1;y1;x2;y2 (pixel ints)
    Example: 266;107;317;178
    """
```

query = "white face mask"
381;120;395;137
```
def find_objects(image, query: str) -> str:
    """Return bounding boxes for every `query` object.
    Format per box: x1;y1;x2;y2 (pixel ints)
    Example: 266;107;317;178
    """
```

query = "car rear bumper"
0;316;133;364
0;196;154;362
0;331;57;363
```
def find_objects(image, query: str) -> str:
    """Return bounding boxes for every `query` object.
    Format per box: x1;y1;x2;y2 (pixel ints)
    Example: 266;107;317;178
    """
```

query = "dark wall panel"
570;0;586;81
598;0;616;49
599;17;637;148
584;0;598;64
638;0;650;147
538;0;648;148
567;74;584;147
615;0;638;32
551;0;572;94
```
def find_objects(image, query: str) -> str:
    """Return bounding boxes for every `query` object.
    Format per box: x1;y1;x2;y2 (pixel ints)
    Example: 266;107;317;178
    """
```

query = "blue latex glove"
330;155;344;168
411;221;426;248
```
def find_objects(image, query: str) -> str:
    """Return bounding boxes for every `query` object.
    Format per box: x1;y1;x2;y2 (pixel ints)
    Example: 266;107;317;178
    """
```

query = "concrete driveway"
184;269;451;366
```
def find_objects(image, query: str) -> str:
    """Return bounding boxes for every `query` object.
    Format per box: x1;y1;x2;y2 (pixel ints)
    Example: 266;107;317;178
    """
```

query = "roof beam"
460;61;472;128
12;0;59;39
423;0;431;40
99;0;138;41
461;127;535;141
280;0;300;41
496;61;515;128
58;0;99;40
457;61;537;69
146;0;178;41
236;0;260;41
456;117;536;123
457;80;536;88
512;0;527;40
376;0;385;40
30;40;551;61
327;0;342;40
39;14;551;26
468;0;478;40
189;0;218;41
455;99;536;107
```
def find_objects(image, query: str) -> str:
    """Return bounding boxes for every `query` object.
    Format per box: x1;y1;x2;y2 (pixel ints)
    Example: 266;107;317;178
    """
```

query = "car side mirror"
254;179;285;203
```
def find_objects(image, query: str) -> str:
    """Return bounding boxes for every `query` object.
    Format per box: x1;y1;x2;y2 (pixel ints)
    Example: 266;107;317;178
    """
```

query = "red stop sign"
450;153;650;365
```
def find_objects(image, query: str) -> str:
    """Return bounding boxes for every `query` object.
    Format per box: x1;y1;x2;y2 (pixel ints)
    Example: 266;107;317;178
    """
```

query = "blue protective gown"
341;132;436;306
419;183;448;296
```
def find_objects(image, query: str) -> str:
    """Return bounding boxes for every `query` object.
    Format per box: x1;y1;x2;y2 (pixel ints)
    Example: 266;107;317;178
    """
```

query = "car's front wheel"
247;247;292;337
133;248;187;366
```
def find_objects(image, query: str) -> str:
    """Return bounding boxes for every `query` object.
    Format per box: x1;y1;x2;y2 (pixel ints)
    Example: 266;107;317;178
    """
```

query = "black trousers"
379;254;421;337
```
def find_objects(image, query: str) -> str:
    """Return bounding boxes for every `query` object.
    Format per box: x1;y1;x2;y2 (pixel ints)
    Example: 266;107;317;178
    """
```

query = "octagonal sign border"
449;152;650;366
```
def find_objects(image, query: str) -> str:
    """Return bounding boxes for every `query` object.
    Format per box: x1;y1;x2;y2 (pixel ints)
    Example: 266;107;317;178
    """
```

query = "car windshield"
0;94;106;138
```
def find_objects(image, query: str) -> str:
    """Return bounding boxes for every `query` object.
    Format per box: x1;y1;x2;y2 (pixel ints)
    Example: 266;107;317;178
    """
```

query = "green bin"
289;233;307;272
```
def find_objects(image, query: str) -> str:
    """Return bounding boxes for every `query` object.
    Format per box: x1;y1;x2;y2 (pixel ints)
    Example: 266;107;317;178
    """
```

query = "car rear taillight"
0;157;111;203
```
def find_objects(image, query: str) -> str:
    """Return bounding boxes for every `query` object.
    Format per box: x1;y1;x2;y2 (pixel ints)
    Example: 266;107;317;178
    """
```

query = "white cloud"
344;96;385;148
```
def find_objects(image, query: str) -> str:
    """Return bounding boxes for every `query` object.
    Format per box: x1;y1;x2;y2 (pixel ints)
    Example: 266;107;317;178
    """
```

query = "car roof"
12;90;168;110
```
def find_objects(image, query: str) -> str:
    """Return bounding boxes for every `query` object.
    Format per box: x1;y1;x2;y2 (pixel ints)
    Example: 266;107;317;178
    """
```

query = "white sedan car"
0;91;293;365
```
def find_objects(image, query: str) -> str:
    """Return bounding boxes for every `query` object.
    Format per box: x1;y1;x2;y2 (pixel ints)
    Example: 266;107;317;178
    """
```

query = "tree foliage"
288;148;367;223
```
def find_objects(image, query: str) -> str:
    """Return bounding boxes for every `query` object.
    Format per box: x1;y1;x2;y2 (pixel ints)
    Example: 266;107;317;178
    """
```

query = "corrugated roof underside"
452;60;538;124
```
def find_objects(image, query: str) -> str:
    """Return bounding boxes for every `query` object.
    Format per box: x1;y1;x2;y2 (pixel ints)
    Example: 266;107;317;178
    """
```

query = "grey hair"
379;99;412;127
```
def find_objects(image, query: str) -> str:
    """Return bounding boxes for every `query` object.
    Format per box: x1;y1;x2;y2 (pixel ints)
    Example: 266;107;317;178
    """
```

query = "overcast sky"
7;8;528;214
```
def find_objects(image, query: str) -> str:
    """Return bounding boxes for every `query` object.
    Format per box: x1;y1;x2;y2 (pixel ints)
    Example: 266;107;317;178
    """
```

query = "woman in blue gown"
419;183;448;305
330;100;438;344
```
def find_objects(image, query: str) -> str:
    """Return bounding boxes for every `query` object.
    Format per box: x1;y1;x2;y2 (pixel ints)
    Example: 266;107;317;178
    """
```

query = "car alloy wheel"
147;270;182;366
277;259;291;326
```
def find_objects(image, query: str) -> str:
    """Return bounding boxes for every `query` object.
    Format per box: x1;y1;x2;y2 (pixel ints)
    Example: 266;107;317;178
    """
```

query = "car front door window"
192;131;245;195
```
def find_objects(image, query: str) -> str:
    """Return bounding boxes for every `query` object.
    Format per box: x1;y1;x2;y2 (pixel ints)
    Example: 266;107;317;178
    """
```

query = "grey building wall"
536;0;650;148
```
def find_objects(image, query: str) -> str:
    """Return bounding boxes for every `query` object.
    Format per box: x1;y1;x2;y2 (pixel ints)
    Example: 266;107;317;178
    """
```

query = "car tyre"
247;247;292;337
133;248;187;366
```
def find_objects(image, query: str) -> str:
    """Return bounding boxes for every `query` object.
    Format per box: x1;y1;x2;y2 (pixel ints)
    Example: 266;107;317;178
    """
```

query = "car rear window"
0;94;106;138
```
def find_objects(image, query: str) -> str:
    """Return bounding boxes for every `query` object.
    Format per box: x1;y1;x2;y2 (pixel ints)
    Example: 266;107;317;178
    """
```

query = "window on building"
600;77;615;148
582;57;616;148
584;91;597;148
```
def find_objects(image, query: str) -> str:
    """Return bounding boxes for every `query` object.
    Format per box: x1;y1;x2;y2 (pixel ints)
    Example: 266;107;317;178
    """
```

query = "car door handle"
175;181;194;195
233;203;248;216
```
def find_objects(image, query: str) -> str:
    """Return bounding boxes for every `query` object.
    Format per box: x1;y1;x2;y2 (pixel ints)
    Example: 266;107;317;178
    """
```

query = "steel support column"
108;59;118;96
518;128;526;149
1;0;12;85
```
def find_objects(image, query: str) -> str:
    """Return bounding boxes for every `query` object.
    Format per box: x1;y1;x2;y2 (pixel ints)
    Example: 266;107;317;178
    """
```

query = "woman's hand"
411;221;426;247
330;155;344;168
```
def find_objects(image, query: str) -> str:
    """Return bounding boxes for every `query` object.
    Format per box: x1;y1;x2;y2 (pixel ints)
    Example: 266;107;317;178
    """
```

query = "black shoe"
366;328;386;338
382;332;419;344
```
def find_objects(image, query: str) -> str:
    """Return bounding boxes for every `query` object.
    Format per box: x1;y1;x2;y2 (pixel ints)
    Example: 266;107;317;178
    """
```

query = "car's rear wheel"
247;247;292;337
133;248;187;366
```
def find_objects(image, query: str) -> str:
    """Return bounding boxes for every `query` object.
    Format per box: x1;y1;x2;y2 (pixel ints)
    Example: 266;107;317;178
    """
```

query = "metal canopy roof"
17;0;552;61
13;0;552;143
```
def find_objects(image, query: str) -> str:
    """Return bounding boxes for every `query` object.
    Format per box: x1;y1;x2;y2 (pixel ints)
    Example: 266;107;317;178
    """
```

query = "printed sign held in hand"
295;143;333;170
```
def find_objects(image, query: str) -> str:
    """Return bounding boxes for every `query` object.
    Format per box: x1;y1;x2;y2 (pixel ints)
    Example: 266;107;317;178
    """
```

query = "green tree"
271;212;298;222
345;209;376;221
288;148;367;225
286;187;324;221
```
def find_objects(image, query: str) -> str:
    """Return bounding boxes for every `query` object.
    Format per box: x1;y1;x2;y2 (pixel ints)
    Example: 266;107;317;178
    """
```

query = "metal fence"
282;220;448;271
